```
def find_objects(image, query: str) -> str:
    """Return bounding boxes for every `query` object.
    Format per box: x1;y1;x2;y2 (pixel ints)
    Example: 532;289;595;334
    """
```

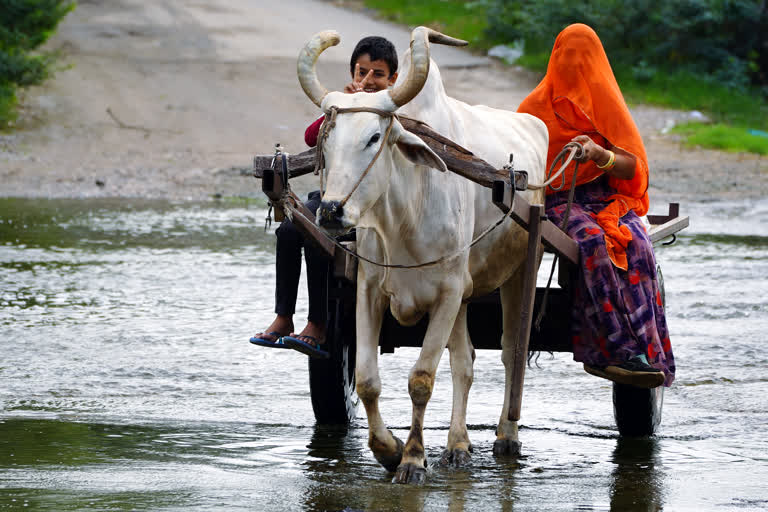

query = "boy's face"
352;54;398;93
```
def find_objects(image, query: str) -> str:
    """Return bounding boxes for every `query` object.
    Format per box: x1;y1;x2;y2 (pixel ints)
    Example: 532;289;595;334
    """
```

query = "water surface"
1;197;767;511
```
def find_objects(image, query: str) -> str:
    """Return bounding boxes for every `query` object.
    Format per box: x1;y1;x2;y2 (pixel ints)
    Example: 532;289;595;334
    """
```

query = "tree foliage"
481;0;768;95
0;0;75;125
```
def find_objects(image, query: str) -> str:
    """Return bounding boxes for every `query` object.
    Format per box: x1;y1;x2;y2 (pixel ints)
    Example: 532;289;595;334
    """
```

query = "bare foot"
253;314;294;341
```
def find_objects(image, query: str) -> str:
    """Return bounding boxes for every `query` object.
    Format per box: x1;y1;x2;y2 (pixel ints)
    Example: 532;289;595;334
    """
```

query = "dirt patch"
1;0;765;206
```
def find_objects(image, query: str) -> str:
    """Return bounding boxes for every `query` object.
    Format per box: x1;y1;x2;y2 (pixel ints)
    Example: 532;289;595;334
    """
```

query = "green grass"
362;0;494;51
614;68;768;130
360;1;768;154
671;122;768;155
0;82;19;130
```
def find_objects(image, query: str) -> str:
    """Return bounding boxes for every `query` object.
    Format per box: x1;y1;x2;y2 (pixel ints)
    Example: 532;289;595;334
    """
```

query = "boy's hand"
344;64;374;93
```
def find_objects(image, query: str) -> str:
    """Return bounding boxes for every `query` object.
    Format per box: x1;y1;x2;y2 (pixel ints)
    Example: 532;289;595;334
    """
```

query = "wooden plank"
333;241;358;283
649;216;689;244
254;150;317;179
399;118;509;188
282;191;336;258
492;181;579;265
378;286;574;353
508;204;544;422
647;203;680;225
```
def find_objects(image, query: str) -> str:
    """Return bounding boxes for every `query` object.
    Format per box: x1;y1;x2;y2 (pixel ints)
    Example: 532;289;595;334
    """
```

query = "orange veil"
518;24;649;270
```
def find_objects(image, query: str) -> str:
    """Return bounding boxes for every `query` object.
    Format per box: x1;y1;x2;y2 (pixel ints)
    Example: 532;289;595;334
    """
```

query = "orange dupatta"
517;24;649;270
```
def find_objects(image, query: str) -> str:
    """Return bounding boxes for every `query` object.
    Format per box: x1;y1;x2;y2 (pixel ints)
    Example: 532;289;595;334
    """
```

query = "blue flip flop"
249;331;290;349
281;335;330;359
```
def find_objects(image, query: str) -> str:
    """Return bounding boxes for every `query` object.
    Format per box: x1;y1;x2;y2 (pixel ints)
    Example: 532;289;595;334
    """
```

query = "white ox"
298;27;548;484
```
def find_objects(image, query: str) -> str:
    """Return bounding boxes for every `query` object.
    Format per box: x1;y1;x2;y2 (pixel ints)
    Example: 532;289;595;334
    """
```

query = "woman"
518;24;675;388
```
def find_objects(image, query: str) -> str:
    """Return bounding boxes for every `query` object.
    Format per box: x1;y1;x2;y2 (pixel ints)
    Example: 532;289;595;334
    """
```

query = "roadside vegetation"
361;0;768;155
0;0;75;129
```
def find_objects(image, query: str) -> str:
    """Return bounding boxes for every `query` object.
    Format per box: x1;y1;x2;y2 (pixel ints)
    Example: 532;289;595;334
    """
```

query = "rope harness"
314;107;405;215
534;142;583;330
304;105;584;270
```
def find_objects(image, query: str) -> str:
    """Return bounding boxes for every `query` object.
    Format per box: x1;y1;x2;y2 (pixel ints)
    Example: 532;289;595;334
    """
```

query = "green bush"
0;0;75;127
481;0;767;95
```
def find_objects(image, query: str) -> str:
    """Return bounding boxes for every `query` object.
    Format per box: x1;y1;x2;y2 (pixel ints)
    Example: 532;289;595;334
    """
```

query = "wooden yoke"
253;119;521;187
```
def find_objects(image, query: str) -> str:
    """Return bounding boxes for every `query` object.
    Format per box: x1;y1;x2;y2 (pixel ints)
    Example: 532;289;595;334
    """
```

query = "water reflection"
609;438;664;511
2;197;768;510
302;425;359;512
440;467;474;512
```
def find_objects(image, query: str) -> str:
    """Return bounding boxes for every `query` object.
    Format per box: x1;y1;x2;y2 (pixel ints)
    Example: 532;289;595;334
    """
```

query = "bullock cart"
253;122;688;438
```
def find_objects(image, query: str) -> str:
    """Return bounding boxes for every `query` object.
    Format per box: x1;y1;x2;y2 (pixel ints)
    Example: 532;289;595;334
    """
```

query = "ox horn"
389;26;468;108
297;30;341;108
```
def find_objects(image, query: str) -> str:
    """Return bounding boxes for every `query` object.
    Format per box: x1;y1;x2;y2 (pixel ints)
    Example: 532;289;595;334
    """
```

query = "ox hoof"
438;447;472;468
493;438;522;457
392;462;427;485
373;435;404;473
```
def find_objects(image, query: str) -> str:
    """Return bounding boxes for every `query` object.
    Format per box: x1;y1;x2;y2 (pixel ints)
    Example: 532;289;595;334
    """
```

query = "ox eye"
366;133;381;147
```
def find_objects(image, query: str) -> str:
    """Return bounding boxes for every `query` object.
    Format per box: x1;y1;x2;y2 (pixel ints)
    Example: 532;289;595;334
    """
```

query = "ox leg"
495;274;524;456
439;304;474;468
355;281;403;473
393;294;463;485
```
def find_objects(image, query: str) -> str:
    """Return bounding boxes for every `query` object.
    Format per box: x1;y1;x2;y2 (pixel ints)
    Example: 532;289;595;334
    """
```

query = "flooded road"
1;197;767;511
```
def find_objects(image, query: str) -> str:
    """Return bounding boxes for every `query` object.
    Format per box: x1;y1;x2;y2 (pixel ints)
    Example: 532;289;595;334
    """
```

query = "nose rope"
293;196;516;270
313;106;402;214
310;107;583;272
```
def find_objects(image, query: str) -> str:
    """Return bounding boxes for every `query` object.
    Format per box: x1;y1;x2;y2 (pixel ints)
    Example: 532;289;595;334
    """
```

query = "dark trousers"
274;190;328;325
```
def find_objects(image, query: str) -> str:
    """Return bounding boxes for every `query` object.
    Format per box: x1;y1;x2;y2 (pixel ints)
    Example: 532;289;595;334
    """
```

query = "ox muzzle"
317;200;345;231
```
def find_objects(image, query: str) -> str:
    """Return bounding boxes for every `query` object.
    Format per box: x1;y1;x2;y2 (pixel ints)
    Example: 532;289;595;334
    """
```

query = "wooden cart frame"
253;123;688;436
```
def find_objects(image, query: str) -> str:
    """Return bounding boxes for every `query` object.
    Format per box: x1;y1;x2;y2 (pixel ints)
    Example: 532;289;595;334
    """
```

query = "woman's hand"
570;134;636;180
571;135;610;166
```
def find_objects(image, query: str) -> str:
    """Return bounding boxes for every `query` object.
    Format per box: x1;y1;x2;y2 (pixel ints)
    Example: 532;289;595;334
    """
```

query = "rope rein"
534;146;582;330
291;194;516;270
306;106;583;270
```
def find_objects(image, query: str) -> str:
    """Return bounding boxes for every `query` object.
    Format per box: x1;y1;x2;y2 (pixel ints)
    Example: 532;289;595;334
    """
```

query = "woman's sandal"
281;335;329;359
583;358;665;388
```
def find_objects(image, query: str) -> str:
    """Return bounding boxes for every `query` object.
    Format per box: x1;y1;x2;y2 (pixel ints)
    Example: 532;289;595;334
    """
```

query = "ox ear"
394;129;448;172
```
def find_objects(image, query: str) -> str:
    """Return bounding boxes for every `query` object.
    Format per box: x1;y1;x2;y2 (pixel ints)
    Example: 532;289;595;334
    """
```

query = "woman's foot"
584;356;665;388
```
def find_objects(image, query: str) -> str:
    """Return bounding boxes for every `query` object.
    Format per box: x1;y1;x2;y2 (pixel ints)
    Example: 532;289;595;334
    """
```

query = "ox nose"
317;200;344;229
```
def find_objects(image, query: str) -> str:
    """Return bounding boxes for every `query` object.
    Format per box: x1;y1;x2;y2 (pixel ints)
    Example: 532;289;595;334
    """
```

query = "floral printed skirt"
546;176;676;386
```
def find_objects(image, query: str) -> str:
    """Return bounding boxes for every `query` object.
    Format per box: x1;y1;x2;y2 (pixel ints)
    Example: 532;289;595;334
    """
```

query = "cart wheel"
308;278;357;424
612;383;664;436
611;263;666;436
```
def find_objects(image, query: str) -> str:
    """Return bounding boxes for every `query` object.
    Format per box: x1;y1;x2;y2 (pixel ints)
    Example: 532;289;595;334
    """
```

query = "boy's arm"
344;65;374;93
304;116;325;147
305;67;374;147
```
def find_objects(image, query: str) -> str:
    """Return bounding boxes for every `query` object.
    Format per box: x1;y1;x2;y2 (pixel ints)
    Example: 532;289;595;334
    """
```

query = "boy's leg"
274;218;304;320
304;242;329;328
295;191;328;345
253;217;302;341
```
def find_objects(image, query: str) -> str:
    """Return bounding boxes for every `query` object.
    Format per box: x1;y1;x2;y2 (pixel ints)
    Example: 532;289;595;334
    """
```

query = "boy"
251;36;398;357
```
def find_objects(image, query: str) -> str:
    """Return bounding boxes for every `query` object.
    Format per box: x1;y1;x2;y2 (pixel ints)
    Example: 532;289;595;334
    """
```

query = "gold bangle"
597;150;615;170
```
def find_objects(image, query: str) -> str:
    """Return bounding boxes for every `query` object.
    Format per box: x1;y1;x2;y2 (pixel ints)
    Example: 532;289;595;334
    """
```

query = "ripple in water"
1;197;767;511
